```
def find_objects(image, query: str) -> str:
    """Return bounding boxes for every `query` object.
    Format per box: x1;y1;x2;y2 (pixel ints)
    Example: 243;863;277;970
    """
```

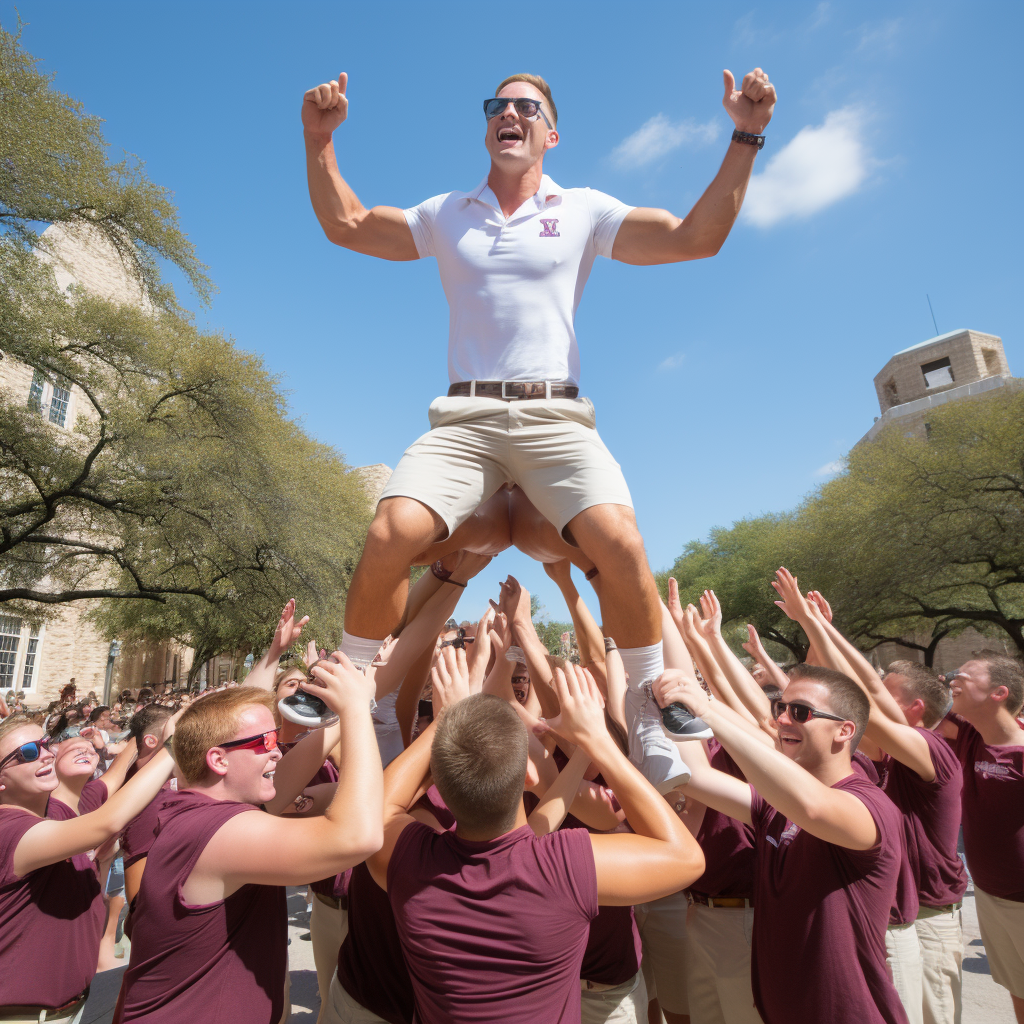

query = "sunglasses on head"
0;737;52;773
483;96;553;129
440;627;476;650
220;728;279;754
770;699;847;725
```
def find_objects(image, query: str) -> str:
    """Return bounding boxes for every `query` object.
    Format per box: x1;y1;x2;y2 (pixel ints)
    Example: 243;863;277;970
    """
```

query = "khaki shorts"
975;887;1024;998
321;973;390;1024
635;890;690;1016
580;972;647;1024
684;903;760;1024
379;395;633;537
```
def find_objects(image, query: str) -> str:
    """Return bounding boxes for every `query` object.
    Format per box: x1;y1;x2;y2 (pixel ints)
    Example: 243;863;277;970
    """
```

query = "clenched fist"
302;72;349;138
722;67;777;135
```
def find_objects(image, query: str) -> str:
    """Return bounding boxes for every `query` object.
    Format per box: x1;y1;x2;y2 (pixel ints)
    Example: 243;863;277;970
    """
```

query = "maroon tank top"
116;790;287;1023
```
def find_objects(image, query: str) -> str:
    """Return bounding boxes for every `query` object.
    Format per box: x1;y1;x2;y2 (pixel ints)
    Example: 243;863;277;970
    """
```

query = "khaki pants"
916;906;963;1024
684;903;762;1024
975;887;1024;999
321;973;390;1024
311;896;349;1024
635;890;690;1016
887;921;924;1024
581;973;647;1024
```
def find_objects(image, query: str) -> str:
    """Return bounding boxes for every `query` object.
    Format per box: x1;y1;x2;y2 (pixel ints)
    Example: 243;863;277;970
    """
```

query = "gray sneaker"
624;682;692;793
659;701;715;741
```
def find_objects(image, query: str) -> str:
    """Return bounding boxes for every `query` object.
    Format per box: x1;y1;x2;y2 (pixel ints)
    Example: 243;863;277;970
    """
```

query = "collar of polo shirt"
466;174;564;216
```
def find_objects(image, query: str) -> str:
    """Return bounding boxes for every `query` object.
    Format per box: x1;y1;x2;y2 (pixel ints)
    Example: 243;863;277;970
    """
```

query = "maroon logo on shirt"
975;760;1012;779
539;219;560;237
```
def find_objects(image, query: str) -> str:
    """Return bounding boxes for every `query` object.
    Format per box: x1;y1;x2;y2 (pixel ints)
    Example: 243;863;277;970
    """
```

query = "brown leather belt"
688;892;754;909
447;380;579;401
0;987;89;1016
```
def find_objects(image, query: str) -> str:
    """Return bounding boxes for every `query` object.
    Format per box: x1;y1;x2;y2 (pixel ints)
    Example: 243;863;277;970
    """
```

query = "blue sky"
6;1;1022;626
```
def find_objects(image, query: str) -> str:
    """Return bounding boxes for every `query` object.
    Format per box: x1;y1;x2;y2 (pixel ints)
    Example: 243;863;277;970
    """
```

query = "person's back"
389;819;597;1023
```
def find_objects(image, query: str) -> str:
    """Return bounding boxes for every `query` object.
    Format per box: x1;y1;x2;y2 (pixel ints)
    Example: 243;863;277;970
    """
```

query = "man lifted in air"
301;66;777;790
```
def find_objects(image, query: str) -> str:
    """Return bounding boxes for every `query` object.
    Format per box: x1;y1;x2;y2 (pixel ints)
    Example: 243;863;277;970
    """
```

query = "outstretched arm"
612;69;776;265
303;72;419;260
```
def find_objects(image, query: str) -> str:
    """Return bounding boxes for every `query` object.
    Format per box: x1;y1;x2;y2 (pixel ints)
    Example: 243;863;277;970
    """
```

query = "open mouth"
262;769;276;780
72;753;95;766
35;765;53;778
497;125;524;145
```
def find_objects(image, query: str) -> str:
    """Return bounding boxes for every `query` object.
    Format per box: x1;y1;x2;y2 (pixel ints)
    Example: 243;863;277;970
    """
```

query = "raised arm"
656;673;879;851
244;598;310;691
544;560;606;674
302;72;419;260
539;665;704;905
741;623;790;692
611;70;776;265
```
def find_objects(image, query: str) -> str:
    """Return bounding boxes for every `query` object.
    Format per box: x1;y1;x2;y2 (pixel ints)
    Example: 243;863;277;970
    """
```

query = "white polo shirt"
404;174;633;385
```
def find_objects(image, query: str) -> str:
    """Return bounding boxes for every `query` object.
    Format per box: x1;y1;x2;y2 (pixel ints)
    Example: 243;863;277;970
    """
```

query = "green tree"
0;25;372;667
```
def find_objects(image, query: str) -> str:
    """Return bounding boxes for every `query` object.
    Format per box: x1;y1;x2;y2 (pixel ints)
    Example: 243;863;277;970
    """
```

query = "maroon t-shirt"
79;777;108;814
875;728;967;910
117;790;287;1023
120;783;175;868
749;774;908;1024
0;799;105;1008
953;717;1024;901
388;821;598;1024
852;750;881;785
690;740;755;899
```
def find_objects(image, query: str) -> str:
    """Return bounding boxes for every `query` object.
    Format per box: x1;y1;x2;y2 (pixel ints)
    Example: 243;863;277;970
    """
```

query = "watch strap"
732;129;765;149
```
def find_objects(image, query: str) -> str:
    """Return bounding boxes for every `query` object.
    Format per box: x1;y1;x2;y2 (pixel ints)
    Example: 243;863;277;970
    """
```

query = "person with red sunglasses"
654;653;909;1024
115;661;383;1024
0;713;177;1022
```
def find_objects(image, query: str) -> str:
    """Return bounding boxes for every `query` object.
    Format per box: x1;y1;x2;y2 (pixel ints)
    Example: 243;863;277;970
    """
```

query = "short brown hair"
885;660;953;728
972;651;1024;716
173;687;277;786
495;73;557;125
0;715;35;750
128;703;173;744
430;694;528;834
788;663;871;751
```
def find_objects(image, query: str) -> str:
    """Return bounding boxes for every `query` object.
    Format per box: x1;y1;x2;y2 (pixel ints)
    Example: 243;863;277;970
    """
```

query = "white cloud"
658;353;686;371
815;459;845;477
742;107;870;228
610;115;720;170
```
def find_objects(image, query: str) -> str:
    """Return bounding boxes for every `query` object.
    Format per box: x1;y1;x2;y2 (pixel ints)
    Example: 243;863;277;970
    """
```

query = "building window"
883;378;899;407
27;371;45;413
921;357;954;389
0;617;22;690
982;349;1001;376
48;378;71;427
21;626;41;690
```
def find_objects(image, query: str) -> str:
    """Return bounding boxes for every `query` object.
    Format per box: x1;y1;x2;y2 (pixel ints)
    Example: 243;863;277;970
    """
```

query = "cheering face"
0;724;58;802
55;739;100;781
511;670;531;707
483;82;558;172
218;705;283;805
950;660;997;716
773;680;853;771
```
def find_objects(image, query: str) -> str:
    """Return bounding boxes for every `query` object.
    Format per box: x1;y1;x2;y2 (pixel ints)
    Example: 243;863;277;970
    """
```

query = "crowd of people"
0;548;1021;1024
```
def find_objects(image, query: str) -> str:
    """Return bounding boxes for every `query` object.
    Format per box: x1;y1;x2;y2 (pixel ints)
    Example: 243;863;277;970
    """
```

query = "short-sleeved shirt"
404;175;633;385
690;740;756;899
0;799;105;1009
953;716;1024;901
749;774;908;1024
78;777;108;814
118;790;287;1023
388;821;599;1024
120;783;176;868
875;728;967;910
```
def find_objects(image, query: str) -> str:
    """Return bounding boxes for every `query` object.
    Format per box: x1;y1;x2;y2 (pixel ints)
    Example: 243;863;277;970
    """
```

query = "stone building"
859;328;1020;673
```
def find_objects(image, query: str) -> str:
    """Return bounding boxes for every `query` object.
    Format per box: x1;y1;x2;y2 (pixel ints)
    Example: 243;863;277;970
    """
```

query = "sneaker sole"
662;723;715;742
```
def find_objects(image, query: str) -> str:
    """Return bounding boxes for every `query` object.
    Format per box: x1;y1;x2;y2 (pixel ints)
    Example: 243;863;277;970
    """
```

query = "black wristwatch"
732;129;765;149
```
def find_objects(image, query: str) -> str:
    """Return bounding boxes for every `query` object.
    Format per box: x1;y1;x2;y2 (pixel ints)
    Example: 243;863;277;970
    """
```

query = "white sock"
341;631;385;670
618;642;664;690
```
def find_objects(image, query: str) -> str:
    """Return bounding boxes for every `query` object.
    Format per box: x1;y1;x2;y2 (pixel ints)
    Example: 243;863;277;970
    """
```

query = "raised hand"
807;591;833;623
653;669;712;721
533;663;607;748
543;559;573;585
302;72;349;138
741;623;767;660
305;651;375;716
498;575;531;628
431;645;473;711
271;599;310;661
771;567;812;622
667;578;686;633
722;68;776;134
698;590;723;640
466;607;497;689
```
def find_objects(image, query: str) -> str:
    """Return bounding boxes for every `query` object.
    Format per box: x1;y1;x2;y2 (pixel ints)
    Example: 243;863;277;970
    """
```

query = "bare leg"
96;893;126;972
412;487;513;565
509;486;596;574
1012;993;1024;1024
564;504;661;649
344;497;447;639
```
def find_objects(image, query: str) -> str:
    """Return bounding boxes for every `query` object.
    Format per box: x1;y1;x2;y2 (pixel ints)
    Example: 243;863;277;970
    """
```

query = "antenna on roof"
926;294;939;337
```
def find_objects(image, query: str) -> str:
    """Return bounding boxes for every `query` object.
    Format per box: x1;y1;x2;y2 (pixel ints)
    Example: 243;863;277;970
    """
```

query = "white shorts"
975;887;1024;998
379;395;633;538
580;972;647;1024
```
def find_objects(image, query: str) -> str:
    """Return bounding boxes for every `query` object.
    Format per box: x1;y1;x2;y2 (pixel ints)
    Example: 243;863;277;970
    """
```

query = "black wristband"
732;129;765;149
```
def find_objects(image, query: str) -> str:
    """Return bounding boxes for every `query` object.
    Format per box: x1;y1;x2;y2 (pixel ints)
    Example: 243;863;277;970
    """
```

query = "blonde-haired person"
0;713;176;1022
117;661;382;1024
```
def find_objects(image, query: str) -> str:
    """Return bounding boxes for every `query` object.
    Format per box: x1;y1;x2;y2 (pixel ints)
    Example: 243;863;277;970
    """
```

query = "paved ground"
83;886;1014;1024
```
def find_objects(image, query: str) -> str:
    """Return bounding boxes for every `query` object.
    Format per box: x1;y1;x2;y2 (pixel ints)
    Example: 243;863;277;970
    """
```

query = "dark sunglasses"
0;737;52;773
220;728;279;754
771;699;847;725
440;627;476;650
483;96;553;129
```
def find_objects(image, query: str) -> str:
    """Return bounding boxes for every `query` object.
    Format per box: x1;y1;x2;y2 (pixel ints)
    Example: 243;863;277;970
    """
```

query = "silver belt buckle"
501;380;514;401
